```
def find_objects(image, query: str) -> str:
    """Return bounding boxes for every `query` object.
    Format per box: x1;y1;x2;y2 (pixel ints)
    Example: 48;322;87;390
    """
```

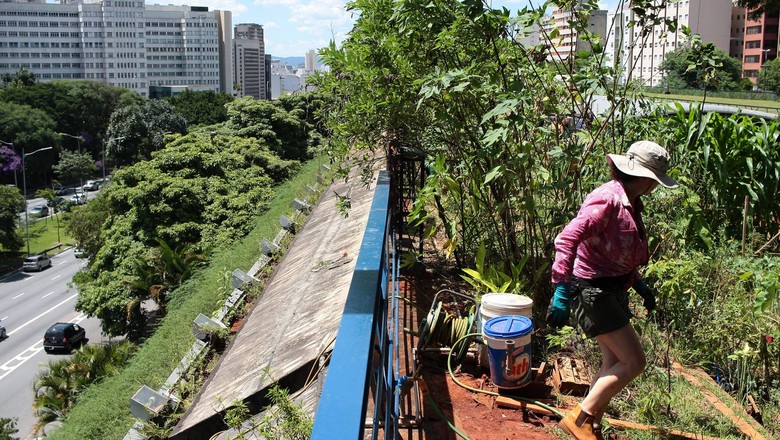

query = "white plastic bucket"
478;293;533;338
484;315;534;388
478;293;533;368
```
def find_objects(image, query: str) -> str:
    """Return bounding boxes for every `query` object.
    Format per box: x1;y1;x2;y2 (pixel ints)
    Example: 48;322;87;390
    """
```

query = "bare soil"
397;262;573;440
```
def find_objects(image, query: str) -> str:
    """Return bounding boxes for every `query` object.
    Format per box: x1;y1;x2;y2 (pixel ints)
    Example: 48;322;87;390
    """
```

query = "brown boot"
559;404;598;440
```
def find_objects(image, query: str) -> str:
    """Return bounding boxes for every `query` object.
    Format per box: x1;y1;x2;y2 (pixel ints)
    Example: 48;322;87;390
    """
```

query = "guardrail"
311;170;398;439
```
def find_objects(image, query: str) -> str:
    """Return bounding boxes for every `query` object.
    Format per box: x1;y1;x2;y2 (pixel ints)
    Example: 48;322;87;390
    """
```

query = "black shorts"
571;276;633;338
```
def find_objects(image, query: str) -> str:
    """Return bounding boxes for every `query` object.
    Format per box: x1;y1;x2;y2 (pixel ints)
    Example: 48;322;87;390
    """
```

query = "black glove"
633;280;656;312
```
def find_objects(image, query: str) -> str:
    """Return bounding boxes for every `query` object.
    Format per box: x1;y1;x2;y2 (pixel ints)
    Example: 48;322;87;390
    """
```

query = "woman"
547;140;678;439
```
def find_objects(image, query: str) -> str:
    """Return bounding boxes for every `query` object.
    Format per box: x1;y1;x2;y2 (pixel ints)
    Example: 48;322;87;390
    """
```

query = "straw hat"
607;141;679;188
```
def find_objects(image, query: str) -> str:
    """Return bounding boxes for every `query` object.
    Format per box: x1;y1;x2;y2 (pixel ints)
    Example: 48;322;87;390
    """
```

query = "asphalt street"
0;248;105;439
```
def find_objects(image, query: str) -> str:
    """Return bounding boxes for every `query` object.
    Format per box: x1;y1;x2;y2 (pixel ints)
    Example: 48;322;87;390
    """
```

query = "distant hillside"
277;56;304;67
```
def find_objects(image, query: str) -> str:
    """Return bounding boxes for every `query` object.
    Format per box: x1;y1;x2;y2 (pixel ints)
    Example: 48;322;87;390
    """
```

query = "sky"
146;0;619;58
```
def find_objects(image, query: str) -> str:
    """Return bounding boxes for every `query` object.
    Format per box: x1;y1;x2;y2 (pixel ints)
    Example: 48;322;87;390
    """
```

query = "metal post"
22;146;53;256
22;147;28;257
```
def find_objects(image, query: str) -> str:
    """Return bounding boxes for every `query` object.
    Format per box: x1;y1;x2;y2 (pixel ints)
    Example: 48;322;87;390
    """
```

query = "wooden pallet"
552;356;591;396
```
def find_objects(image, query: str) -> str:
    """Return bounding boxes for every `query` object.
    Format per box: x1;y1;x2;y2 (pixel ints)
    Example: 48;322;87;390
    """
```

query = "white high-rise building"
605;0;736;86
233;23;266;99
304;49;316;72
0;0;232;97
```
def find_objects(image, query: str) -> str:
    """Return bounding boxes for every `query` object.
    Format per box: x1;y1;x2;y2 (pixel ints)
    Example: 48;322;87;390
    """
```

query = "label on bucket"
484;315;533;388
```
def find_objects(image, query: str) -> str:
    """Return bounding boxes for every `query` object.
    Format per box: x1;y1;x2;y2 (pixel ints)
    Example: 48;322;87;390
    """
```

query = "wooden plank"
672;362;766;440
604;418;724;440
494;396;556;416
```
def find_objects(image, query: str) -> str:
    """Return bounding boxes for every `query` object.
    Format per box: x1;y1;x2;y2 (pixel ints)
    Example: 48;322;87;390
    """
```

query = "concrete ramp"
170;169;380;439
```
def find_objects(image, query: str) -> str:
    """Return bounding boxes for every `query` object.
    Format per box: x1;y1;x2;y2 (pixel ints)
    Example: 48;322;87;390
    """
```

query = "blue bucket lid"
483;315;533;339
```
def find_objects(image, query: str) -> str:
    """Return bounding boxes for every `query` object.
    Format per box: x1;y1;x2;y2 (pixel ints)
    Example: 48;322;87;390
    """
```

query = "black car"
43;322;86;353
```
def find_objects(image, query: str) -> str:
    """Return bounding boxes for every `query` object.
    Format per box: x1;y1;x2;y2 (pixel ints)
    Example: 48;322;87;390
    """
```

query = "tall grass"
47;156;328;440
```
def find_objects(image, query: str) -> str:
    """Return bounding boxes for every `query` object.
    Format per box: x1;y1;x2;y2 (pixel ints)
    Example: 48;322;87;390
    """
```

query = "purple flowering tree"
0;146;21;173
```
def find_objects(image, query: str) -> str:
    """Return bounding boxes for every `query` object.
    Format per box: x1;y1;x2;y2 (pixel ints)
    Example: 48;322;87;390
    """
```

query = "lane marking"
42;291;55;299
0;314;87;382
51;275;61;281
7;293;78;336
12;293;24;300
1;316;6;321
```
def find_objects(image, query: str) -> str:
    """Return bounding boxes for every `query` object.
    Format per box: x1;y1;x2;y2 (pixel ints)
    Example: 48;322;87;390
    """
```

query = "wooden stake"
672;362;766;440
604;418;724;440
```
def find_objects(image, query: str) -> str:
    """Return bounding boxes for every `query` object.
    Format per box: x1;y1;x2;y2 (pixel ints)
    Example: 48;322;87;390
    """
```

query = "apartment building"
546;3;607;61
741;9;779;86
0;0;232;97
233;23;266;99
606;0;735;86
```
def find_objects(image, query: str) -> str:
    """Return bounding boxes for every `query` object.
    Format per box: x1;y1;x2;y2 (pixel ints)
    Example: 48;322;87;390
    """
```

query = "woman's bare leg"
589;338;619;425
579;324;646;417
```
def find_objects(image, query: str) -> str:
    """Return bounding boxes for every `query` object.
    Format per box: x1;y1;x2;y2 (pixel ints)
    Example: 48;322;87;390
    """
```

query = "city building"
0;0;232;97
233;23;266;99
545;3;607;61
741;9;779;86
606;0;736;87
304;49;316;72
264;54;272;100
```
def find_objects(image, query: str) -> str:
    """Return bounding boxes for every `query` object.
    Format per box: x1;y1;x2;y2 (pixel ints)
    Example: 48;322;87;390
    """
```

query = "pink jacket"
551;180;648;287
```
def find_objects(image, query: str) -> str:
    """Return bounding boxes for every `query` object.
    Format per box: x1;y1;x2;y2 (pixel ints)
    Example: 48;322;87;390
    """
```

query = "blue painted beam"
311;171;391;440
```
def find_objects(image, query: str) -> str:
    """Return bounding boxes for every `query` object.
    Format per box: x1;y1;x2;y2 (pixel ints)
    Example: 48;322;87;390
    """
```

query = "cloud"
264;21;279;28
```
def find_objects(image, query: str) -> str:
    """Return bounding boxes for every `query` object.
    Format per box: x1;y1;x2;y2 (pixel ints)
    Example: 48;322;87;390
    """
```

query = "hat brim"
607;154;679;188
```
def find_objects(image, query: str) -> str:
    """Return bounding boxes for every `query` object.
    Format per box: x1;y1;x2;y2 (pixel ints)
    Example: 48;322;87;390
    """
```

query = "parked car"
73;246;87;258
82;179;103;191
54;186;69;196
0;321;6;339
69;193;86;204
29;204;49;218
23;254;52;271
43;322;86;353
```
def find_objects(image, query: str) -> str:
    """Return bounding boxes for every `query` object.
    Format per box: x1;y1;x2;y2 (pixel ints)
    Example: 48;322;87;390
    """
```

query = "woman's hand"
547;283;572;326
633;280;656;312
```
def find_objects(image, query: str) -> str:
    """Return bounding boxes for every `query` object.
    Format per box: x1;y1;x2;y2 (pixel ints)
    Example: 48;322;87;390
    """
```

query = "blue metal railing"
311;170;400;439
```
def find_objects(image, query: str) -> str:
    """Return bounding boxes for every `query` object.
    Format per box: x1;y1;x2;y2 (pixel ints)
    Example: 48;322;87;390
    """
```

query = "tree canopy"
104;99;187;166
0;186;25;251
659;43;745;91
166;90;233;126
226;98;313;162
72;128;299;337
759;57;780;93
735;0;780;19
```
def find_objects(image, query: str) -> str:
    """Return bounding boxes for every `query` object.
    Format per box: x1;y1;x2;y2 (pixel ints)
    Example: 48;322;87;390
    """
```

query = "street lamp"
22;146;54;256
58;132;83;152
103;136;125;180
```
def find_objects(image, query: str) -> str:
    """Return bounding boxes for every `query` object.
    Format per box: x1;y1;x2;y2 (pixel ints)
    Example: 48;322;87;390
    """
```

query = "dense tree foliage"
759;57;780;93
227;98;313;161
72;128;299;337
1;68;36;88
659;42;745;91
52;150;96;185
104;99;187;165
0;186;25;251
166;90;233;126
735;0;780;19
0;81;142;158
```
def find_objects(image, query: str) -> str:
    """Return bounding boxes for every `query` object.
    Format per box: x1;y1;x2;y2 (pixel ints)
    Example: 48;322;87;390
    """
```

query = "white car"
82;180;103;191
70;193;86;204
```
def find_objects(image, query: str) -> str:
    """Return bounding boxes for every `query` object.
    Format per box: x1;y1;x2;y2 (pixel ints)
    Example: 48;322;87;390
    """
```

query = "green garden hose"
447;332;566;419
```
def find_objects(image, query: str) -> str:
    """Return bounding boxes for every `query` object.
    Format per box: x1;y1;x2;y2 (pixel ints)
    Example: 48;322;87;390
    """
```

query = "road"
0;248;106;439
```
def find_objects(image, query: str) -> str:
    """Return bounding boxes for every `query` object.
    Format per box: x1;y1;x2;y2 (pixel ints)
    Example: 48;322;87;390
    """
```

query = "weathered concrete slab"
171;167;381;438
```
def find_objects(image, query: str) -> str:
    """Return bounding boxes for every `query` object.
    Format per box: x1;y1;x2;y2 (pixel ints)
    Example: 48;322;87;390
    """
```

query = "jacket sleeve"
551;193;614;284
